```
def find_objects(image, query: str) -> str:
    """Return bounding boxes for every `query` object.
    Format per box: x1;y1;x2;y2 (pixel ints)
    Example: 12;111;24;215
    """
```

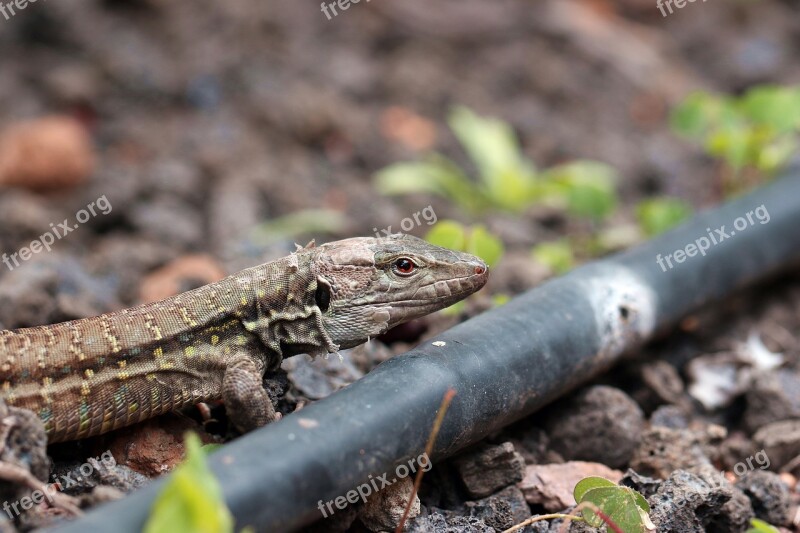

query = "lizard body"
0;235;488;442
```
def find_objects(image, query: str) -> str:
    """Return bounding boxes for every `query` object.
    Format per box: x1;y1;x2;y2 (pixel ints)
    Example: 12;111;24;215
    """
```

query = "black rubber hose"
55;171;800;532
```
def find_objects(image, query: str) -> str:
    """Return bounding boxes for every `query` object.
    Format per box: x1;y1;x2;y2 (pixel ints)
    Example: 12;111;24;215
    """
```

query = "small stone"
647;469;732;533
107;414;212;477
452;442;526;499
752;419;800;470
650;405;689;429
0;116;94;189
465;486;530;531
744;370;800;433
629;426;711;479
545;385;644;469
639;360;686;407
138;255;227;303
358;476;419;532
736;470;792;526
519;461;622;511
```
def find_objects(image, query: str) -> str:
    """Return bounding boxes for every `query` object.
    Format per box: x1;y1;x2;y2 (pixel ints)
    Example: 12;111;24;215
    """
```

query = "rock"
138;254;227;303
406;509;497;533
465;486;530;531
743;370;800;433
50;451;148;496
752;419;800;470
649;405;689;429
736;470;792;526
710;486;755;533
686;352;744;410
717;432;759;472
519;461;622;511
629;426;712;479
545;386;644;469
0;400;49;505
359;476;419;532
0;116;94;189
638;360;686;408
620;469;663;499
107;414;213;477
509;425;562;465
452;442;525;499
282;351;364;401
647;469;732;532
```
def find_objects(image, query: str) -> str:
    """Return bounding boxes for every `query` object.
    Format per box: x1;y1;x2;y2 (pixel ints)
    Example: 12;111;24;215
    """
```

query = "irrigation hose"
54;170;800;532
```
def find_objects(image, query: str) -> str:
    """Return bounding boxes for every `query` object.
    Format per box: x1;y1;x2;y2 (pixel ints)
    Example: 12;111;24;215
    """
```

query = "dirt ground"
0;0;800;531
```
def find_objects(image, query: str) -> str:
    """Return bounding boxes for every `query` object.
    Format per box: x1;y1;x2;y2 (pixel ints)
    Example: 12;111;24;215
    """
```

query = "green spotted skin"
0;235;489;442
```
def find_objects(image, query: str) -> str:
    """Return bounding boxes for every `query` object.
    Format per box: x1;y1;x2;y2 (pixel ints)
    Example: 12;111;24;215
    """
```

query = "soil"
0;0;799;531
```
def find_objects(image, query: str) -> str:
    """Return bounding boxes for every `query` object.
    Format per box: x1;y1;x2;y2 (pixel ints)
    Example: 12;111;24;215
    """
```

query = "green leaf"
531;240;575;274
739;85;800;133
671;91;741;139
374;156;485;213
635;197;693;237
425;220;467;252
573;476;618;504
757;134;798;173
426;221;504;268
706;125;757;170
447;106;538;212
145;433;234;533
746;518;781;533
541;162;618;220
466;225;504;268
574;478;653;533
579;486;650;532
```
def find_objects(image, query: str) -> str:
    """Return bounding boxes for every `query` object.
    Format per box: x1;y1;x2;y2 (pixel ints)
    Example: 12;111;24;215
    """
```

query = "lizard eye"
392;257;417;276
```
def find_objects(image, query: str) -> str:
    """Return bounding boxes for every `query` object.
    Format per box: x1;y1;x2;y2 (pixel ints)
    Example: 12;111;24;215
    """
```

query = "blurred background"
0;0;799;328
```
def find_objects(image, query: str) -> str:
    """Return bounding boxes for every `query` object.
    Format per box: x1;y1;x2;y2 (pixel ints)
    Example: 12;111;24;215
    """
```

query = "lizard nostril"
474;265;485;275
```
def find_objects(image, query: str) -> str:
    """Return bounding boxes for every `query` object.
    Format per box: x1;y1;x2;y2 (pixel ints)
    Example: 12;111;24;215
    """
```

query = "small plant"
145;433;235;533
425;220;504;268
531;240;575;275
572;477;654;532
635;197;693;237
671;85;800;194
503;476;654;533
375;106;618;219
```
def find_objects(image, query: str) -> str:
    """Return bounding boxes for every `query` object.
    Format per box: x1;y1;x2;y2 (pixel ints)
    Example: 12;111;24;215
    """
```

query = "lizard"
0;234;488;443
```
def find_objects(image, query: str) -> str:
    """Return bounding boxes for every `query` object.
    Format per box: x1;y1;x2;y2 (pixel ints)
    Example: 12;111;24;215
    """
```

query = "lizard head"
312;234;489;350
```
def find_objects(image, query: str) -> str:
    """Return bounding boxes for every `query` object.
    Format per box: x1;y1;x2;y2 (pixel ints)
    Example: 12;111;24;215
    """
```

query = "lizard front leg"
222;355;280;434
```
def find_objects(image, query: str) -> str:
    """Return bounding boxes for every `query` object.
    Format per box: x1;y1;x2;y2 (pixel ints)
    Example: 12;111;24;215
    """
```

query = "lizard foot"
222;357;280;434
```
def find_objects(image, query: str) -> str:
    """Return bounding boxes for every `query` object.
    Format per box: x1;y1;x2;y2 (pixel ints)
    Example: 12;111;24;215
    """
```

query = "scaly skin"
0;235;488;442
